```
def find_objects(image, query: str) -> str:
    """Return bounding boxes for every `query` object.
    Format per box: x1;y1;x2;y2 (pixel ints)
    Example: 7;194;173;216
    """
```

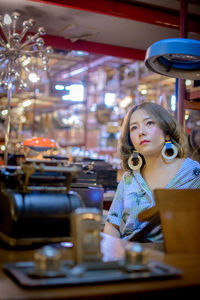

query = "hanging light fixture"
0;11;53;165
145;38;200;80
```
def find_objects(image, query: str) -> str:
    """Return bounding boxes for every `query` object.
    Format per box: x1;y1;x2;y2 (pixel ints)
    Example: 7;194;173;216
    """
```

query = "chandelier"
0;11;53;165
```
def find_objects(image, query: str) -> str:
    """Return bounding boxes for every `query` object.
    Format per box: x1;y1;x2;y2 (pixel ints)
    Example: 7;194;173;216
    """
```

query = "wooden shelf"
184;100;200;110
186;87;200;101
185;87;200;110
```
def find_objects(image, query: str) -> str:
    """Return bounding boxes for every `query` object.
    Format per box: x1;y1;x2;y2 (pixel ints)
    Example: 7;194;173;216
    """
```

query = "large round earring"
161;140;178;160
128;151;143;170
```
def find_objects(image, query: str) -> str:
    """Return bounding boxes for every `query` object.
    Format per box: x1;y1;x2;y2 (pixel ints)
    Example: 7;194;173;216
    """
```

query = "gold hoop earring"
128;151;143;170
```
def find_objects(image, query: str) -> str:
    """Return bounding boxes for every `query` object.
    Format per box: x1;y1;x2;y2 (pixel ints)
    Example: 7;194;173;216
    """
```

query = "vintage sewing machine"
0;160;84;247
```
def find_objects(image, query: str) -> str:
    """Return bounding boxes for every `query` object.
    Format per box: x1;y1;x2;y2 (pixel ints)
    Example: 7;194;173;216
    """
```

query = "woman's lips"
140;140;150;145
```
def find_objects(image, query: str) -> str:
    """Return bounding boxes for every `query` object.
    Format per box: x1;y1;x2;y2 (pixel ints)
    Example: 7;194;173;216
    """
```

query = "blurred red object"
23;137;58;152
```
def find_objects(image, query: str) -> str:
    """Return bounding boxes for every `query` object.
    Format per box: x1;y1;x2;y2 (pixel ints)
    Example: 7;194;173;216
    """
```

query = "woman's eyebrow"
129;122;137;126
129;117;152;126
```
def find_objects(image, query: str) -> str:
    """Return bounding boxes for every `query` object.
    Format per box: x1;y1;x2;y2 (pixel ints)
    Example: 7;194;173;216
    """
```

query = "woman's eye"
147;121;154;126
130;126;137;131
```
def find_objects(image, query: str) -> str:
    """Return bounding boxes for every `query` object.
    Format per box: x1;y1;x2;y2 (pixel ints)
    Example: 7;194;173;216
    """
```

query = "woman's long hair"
118;102;187;171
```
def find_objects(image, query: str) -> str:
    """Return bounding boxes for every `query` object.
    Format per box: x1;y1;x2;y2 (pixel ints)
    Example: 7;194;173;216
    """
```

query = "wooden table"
0;233;200;299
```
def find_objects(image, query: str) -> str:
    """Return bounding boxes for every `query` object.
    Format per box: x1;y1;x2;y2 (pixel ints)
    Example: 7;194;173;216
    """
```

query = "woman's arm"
104;173;126;239
103;221;120;238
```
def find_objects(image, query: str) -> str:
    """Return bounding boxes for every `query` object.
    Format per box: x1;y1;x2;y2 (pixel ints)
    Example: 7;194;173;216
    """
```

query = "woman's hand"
138;205;159;222
103;222;120;238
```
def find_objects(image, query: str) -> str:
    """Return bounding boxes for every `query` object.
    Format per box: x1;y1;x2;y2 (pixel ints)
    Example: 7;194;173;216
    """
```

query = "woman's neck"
141;154;185;190
143;154;166;171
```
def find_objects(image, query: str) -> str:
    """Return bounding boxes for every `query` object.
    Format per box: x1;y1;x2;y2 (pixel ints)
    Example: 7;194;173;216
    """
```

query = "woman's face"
129;109;166;157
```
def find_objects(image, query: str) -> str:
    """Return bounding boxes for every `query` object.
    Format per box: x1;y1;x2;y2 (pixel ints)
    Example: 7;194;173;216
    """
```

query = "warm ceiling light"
119;96;132;108
185;80;192;86
138;85;147;92
28;72;40;83
185;114;189;120
140;89;147;95
3;14;12;25
22;99;32;107
1;109;8;116
22;57;31;66
0;145;6;151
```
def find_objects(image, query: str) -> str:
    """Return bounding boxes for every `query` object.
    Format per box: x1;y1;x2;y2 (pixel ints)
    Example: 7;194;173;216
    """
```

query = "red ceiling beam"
30;0;200;34
44;34;145;60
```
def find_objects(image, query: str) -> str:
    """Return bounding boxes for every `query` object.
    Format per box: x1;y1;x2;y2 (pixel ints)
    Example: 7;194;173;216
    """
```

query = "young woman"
104;102;200;241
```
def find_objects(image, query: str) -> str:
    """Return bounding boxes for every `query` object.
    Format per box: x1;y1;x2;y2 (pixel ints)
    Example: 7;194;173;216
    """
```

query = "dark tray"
4;260;182;288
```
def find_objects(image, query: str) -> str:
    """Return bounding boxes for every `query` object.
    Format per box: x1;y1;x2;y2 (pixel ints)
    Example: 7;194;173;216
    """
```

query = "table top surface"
0;233;200;299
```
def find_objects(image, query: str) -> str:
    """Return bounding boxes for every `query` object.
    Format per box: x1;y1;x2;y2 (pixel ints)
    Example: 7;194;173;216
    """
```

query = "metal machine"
0;161;83;247
0;157;115;247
